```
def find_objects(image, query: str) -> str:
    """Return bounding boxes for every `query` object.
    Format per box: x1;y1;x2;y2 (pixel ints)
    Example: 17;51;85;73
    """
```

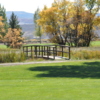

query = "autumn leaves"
37;0;100;46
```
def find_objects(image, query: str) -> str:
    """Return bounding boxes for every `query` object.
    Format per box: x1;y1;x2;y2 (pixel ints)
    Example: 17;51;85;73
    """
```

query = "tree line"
0;0;100;48
34;0;100;47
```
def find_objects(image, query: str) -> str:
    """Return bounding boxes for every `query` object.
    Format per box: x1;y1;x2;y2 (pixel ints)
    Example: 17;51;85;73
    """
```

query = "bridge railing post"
62;46;64;57
53;47;55;59
68;46;70;60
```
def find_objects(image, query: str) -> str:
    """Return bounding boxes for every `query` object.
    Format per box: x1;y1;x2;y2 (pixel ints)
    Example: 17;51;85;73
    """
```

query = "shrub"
56;47;100;60
71;50;100;60
0;50;26;63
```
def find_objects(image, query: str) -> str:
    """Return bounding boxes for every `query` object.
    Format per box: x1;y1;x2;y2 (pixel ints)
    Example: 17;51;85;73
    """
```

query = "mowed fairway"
91;41;100;47
0;44;7;49
0;60;100;100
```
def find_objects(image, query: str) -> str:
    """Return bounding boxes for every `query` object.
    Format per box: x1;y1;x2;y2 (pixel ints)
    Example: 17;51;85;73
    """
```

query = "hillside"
6;11;34;24
21;24;34;39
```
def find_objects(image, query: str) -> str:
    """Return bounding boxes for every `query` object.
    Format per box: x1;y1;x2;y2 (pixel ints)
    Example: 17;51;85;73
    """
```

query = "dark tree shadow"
28;61;100;78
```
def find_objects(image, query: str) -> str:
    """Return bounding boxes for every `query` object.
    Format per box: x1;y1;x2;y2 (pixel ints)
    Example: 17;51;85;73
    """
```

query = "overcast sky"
0;0;75;13
0;0;56;13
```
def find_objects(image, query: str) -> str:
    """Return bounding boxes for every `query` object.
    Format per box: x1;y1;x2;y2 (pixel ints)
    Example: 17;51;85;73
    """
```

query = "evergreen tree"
9;12;23;36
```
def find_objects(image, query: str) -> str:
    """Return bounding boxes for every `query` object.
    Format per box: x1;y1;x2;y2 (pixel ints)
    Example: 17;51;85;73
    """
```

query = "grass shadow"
28;61;100;78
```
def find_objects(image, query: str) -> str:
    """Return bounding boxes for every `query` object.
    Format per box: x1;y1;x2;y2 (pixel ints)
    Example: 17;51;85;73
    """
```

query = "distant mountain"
6;11;34;24
6;11;100;25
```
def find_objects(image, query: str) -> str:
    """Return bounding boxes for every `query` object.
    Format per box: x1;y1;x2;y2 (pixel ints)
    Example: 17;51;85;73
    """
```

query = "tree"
4;12;24;48
0;16;5;42
37;0;100;47
37;0;72;45
4;28;24;48
34;8;42;43
0;4;8;37
9;12;23;36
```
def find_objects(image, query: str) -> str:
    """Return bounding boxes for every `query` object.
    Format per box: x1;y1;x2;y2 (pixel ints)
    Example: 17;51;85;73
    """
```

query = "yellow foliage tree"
37;0;71;45
4;28;24;48
70;0;100;46
37;0;100;46
0;16;5;42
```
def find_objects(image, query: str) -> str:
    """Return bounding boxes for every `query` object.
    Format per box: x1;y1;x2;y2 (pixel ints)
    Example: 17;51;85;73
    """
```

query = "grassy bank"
0;60;100;100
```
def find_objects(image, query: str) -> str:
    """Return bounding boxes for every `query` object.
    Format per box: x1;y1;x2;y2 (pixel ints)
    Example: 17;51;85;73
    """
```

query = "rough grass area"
0;60;100;100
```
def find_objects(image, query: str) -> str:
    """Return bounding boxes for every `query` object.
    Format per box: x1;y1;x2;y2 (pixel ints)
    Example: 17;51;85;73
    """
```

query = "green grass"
91;41;100;47
23;43;55;46
0;60;100;100
23;41;100;47
0;44;7;49
0;41;100;49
